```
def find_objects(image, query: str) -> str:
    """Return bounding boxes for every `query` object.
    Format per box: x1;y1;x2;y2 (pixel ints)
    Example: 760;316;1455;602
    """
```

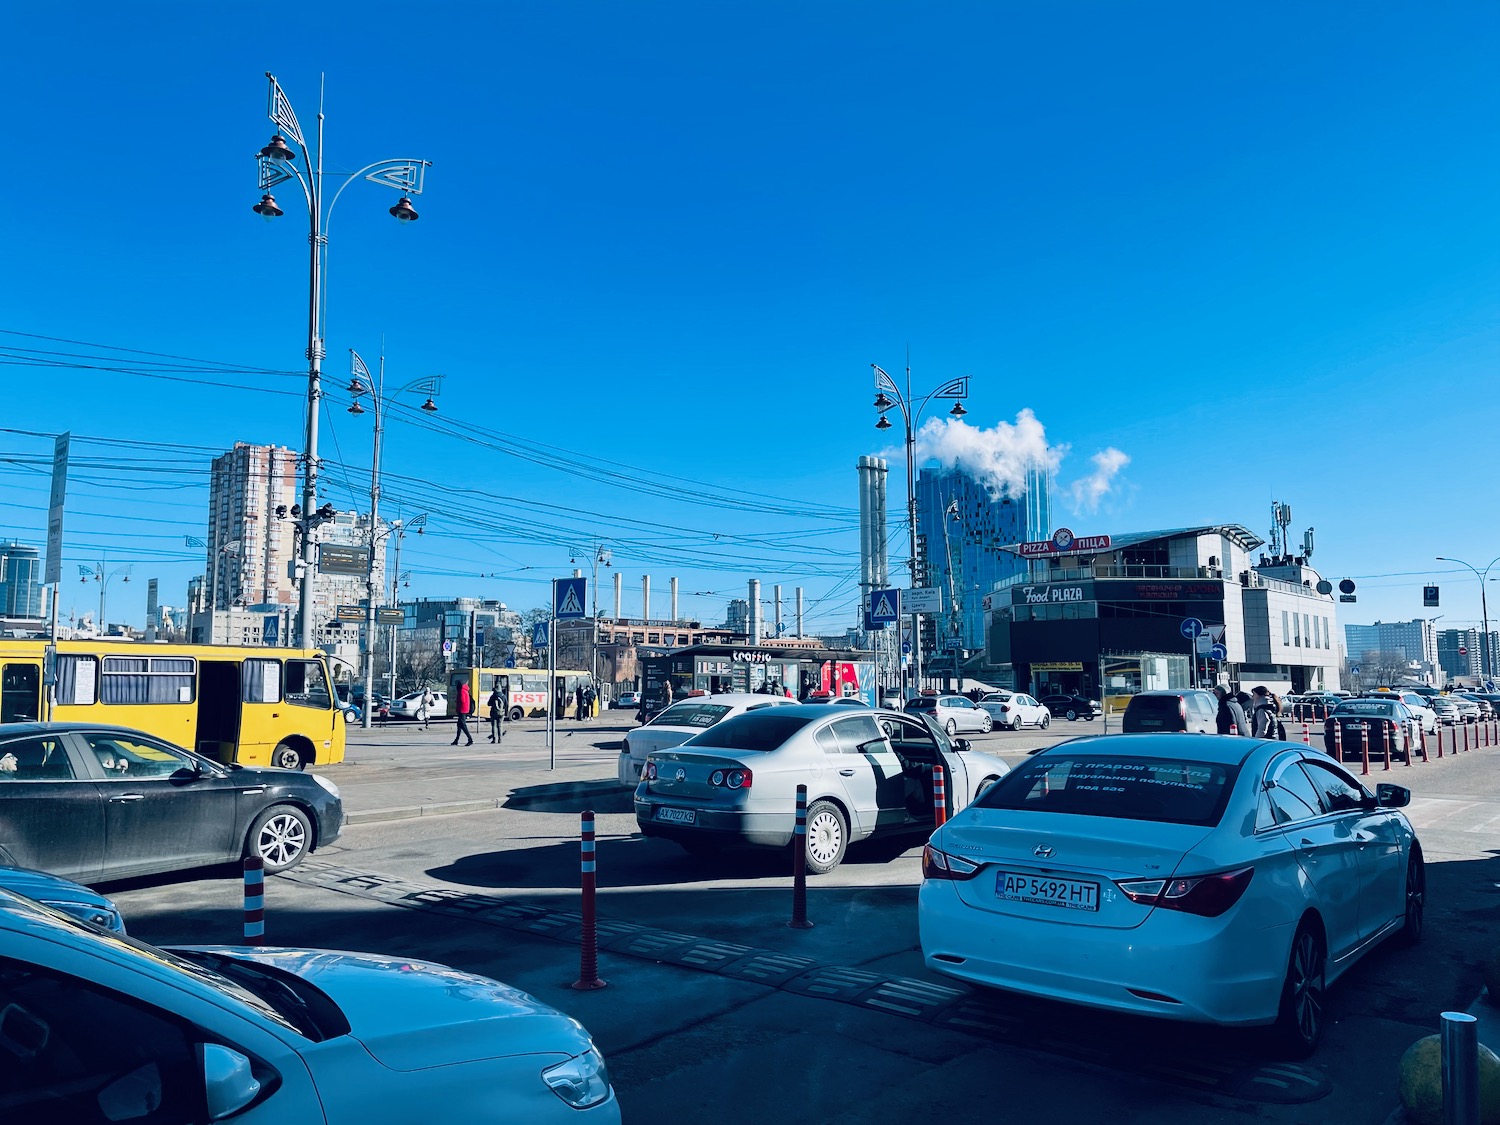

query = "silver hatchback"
634;706;1012;873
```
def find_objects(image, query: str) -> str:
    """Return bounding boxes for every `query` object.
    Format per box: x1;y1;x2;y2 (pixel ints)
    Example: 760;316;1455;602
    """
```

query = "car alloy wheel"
945;718;958;735
1040;714;1050;729
248;805;312;873
1272;924;1325;1057
980;715;993;733
1399;847;1425;946
1065;708;1078;721
803;800;847;874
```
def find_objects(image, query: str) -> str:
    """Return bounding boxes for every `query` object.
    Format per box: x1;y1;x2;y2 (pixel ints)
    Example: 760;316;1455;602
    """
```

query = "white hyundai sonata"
918;734;1424;1057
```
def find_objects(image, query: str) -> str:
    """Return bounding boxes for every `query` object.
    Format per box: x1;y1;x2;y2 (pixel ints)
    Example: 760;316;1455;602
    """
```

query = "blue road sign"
1180;617;1204;640
262;614;279;646
1350;664;1361;677
554;577;587;620
532;621;549;648
902;641;912;654
870;588;901;625
475;627;485;650
1210;642;1228;661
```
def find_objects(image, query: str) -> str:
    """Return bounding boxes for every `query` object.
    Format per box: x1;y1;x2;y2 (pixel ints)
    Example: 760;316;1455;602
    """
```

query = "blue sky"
3;2;1497;637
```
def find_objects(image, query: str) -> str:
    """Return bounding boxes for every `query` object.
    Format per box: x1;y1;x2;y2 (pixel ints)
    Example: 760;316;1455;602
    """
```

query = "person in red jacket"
451;681;474;746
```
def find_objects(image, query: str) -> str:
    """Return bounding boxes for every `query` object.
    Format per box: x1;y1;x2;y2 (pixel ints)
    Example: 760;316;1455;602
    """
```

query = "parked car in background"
636;705;1011;873
879;689;905;709
1394;692;1439;734
1038;693;1102;721
0;722;343;880
803;695;870;707
612;690;641;710
1446;695;1481;724
1454;693;1495;720
1324;698;1418;761
980;692;1051;731
0;890;621;1123
903;694;994;735
918;735;1423;1057
1121;690;1218;734
0;864;125;933
388;689;448;720
1427;695;1461;726
618;693;796;788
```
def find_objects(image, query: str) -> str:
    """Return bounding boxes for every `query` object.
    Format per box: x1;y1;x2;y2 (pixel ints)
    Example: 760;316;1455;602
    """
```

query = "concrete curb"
344;798;505;825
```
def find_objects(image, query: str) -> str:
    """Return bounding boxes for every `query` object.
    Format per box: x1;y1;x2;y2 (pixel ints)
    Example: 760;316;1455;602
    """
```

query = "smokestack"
748;579;761;645
642;575;651;622
873;457;889;586
613;571;622;619
774;584;782;636
670;576;679;620
858;456;875;596
796;587;804;637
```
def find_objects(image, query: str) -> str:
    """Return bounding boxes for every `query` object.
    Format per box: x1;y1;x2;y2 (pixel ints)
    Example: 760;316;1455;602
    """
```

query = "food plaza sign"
1018;527;1112;558
1018;585;1088;605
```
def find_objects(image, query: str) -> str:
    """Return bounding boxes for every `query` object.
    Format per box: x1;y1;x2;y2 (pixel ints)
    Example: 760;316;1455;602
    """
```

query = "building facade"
1436;628;1497;683
1343;619;1440;684
203;443;298;614
914;463;1050;669
0;541;43;619
985;524;1341;706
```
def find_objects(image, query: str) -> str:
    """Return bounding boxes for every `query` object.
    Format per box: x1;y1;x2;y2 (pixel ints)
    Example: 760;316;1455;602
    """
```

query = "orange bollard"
933;764;948;828
1332;721;1343;760
571;810;607;990
788;785;812;930
1382;720;1393;771
1360;724;1370;776
1418;721;1429;763
1464;722;1471;753
1302;721;1311;746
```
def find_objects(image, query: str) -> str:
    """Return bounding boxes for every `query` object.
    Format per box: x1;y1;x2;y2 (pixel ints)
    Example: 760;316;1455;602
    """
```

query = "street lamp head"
347;400;366;416
347;379;367;395
252;193;284;221
420;397;438;413
259;134;296;161
875;414;893;432
873;392;893;411
389;196;420;224
948;401;968;418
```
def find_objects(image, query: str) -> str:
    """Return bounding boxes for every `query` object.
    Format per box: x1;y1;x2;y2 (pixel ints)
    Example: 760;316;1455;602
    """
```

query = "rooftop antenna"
1270;501;1291;558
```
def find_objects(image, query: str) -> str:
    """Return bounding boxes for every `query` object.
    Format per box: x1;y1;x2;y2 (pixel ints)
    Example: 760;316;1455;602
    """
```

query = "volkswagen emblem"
1032;843;1055;859
675;768;687;783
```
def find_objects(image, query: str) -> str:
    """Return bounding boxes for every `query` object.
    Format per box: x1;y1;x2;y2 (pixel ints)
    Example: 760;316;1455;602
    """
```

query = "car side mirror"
953;738;972;752
202;1043;261;1120
1374;783;1411;809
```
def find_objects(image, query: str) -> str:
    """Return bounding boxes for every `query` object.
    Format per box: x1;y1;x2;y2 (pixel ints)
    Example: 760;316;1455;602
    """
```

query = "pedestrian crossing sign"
554;577;587;620
532;621;549;647
869;588;900;625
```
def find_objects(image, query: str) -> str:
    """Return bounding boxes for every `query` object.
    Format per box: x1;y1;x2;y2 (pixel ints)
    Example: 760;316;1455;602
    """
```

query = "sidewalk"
328;718;632;824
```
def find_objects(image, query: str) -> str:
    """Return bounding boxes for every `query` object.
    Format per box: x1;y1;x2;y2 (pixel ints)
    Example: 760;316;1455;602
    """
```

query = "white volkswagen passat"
0;890;620;1122
617;693;796;787
918;735;1424;1057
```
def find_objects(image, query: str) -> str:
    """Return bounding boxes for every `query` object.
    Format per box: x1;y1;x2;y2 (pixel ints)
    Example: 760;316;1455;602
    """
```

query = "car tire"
342;709;357;725
1040;714;1050;729
508;707;524;721
271;740;306;771
1065;708;1078;721
1398;846;1425;946
980;715;993;733
1270;921;1325;1058
975;776;1001;799
945;719;958;735
246;804;313;874
804;800;848;875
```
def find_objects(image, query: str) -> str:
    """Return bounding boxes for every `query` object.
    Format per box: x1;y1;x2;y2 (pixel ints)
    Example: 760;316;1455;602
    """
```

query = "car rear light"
1115;867;1254;918
922;843;982;881
643;761;658;781
706;768;751;788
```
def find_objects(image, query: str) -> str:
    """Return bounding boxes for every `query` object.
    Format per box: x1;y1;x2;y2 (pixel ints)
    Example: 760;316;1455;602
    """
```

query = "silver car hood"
178;947;592;1071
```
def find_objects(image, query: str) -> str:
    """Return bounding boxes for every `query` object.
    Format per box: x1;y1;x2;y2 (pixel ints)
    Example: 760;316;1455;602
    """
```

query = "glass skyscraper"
914;464;1052;654
0;541;43;618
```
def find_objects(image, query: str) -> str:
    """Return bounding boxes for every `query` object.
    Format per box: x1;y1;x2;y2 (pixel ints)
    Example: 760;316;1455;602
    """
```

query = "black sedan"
1323;700;1416;763
1038;693;1102;721
0;722;343;884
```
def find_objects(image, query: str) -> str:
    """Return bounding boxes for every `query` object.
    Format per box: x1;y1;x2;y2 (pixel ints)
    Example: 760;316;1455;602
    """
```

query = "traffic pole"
789;784;812;929
1301;720;1311;746
1437;722;1445;758
242;856;264;946
1463;722;1470;753
932;763;948;828
571;810;606;990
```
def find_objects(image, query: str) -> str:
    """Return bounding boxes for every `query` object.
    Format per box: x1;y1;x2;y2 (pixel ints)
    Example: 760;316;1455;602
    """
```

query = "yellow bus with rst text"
448;667;595;721
0;639;346;770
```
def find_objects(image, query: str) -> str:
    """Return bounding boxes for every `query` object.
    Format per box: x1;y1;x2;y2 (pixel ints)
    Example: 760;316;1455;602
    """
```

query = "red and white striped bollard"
572;810;606;990
243;855;264;945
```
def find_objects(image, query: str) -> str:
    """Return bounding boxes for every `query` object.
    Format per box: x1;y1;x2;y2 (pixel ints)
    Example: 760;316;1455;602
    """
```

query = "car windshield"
974;753;1238;827
684;712;819;751
1334;701;1398;717
650;702;733;728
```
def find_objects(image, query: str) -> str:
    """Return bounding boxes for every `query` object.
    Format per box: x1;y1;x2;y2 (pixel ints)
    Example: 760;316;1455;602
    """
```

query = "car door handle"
109;793;145;803
1298;837;1316;850
839;768;857;776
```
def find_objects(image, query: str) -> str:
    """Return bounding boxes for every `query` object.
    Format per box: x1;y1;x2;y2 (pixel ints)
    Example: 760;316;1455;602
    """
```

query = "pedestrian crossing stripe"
873;593;896;619
558;586;583;615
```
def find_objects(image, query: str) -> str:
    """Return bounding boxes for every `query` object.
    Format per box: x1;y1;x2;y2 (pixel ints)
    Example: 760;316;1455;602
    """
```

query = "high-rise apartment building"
915;464;1051;655
1343;619;1439;675
204;443;299;613
0;541;43;618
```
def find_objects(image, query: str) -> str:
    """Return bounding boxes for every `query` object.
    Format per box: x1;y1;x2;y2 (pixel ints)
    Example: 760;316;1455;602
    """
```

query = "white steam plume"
1068;448;1130;512
904;410;1063;497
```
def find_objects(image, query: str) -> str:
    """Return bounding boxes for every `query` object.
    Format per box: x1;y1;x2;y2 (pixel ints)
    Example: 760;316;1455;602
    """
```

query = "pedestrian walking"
486;681;504;744
1214;686;1251;736
574;684;587;721
452;680;474;746
419;687;435;730
1250;686;1285;739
